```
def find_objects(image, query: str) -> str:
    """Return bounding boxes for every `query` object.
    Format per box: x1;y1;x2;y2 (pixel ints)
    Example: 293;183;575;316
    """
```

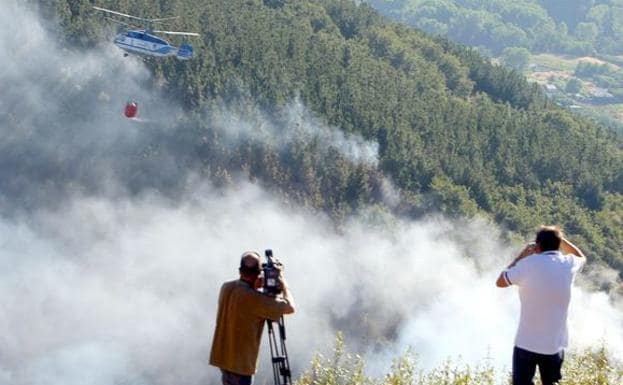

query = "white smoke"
0;0;187;211
1;3;622;385
2;183;622;385
207;98;380;167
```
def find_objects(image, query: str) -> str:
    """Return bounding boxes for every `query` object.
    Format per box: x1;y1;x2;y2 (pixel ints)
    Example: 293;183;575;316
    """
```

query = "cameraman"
210;251;295;385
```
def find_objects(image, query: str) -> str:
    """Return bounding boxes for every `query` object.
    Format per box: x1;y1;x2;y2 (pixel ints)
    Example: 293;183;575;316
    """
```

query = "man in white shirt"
496;225;586;385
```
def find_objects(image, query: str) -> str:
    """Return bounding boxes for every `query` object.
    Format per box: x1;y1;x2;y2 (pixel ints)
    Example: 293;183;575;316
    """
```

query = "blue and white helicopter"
93;6;199;60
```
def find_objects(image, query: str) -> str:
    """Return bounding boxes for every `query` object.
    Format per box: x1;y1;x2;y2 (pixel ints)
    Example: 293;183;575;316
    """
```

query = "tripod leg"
266;320;280;385
278;316;292;384
266;317;292;385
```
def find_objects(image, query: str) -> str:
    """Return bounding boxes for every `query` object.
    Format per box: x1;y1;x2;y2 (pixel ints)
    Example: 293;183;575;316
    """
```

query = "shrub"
296;337;622;385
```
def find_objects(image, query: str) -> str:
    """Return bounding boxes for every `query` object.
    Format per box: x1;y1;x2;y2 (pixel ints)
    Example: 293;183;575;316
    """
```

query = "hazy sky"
1;2;622;385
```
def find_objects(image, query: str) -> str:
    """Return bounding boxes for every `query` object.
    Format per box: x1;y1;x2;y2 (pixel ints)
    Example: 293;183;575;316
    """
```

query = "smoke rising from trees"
1;3;621;385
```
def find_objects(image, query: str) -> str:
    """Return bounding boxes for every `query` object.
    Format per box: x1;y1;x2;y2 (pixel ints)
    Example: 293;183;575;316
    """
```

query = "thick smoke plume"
2;185;622;385
1;3;622;385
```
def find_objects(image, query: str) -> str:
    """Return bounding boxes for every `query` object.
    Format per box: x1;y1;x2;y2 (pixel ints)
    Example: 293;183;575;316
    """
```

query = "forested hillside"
367;0;623;56
31;0;623;274
364;0;623;139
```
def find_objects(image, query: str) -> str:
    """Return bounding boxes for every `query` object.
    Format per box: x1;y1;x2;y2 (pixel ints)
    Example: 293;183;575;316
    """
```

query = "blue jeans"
221;370;252;385
513;346;564;385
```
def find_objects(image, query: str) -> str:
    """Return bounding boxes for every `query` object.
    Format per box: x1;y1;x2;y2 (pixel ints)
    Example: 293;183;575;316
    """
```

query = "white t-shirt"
505;250;585;354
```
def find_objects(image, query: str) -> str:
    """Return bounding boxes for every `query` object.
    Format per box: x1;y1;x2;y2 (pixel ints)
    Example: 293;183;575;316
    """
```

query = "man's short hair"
239;251;261;276
535;226;563;251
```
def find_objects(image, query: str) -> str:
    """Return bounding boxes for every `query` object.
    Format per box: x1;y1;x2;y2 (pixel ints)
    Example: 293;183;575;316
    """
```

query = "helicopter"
93;6;199;60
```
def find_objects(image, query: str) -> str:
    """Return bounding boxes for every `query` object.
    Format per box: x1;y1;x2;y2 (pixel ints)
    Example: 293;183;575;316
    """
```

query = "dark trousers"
221;370;252;385
513;346;564;385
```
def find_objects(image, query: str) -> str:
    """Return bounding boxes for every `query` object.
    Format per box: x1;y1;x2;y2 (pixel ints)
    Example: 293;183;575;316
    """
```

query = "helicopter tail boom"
176;43;194;60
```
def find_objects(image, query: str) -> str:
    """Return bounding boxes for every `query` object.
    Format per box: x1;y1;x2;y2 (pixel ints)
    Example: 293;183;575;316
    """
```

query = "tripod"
266;316;292;385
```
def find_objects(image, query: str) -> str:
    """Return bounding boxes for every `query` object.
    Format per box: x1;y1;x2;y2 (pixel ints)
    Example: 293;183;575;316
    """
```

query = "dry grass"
529;71;572;82
530;54;617;72
295;334;623;385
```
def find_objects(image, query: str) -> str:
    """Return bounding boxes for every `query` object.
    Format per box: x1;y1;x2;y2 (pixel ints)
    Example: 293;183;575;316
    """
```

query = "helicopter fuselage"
114;30;177;58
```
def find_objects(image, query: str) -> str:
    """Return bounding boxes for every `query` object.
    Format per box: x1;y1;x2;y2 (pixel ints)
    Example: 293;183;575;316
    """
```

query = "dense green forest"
365;1;623;142
367;0;623;56
31;0;623;275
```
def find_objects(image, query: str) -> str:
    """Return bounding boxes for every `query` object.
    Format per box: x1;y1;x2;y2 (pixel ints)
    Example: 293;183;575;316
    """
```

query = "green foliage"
429;176;479;217
367;0;623;56
560;346;623;385
575;22;599;42
39;0;623;274
297;333;370;385
565;78;582;94
575;62;611;78
501;47;531;71
573;61;623;97
297;338;623;385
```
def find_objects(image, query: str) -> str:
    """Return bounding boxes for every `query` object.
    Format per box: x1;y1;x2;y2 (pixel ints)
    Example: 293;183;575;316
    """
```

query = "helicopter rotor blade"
93;6;147;22
149;16;180;23
105;17;133;28
153;30;200;37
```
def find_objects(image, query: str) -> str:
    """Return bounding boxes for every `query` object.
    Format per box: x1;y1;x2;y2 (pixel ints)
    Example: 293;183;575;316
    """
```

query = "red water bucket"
125;101;138;118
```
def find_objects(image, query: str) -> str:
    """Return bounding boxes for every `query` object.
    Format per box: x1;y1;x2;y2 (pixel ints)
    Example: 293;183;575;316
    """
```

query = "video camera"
262;249;283;296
